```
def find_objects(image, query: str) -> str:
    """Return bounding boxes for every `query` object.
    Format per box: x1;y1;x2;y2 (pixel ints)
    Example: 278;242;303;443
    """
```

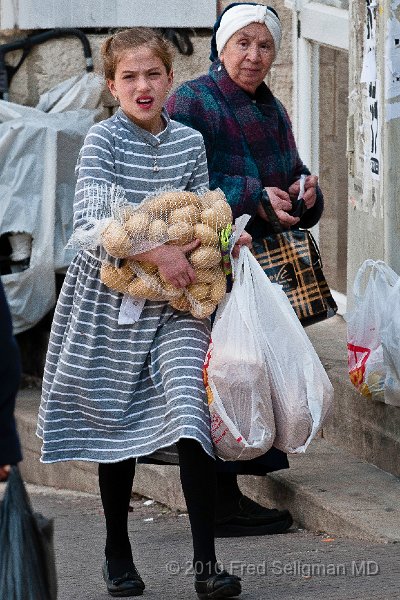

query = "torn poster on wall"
361;0;381;182
384;5;400;121
361;0;377;83
385;16;400;99
368;79;380;181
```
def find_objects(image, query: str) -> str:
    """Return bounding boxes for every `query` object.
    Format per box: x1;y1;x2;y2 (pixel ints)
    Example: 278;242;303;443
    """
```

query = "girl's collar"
116;107;171;146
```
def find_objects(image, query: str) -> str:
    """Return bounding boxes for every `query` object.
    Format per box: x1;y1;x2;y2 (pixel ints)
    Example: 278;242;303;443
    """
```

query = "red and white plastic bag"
204;246;334;458
347;259;399;402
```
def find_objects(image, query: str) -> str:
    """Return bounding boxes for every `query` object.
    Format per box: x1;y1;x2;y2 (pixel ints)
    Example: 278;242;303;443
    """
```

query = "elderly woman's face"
220;22;275;94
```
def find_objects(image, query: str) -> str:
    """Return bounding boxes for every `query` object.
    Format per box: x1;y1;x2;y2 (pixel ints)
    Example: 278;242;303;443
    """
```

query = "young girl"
37;28;243;599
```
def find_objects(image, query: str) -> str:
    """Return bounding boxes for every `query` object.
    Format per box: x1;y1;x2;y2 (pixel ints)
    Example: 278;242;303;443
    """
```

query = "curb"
16;390;400;543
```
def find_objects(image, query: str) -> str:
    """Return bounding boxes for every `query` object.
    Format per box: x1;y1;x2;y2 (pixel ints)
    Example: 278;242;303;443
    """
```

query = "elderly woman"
167;2;324;537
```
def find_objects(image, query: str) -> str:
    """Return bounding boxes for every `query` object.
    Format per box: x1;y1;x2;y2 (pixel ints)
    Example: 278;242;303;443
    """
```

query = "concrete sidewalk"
2;483;400;600
15;315;400;544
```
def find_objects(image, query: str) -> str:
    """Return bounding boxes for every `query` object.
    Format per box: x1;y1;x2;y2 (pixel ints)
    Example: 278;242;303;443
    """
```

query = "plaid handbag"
252;191;338;327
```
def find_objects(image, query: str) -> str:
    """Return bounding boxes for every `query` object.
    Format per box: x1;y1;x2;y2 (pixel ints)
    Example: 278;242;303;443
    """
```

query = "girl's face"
107;45;173;134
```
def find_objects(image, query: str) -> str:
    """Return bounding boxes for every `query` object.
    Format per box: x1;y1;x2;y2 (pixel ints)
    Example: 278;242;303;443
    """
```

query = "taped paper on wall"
361;49;377;83
385;16;400;100
361;0;380;183
368;80;381;182
361;0;378;84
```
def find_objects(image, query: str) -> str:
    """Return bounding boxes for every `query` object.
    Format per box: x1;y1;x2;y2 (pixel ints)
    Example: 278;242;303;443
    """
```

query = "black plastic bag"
0;466;57;599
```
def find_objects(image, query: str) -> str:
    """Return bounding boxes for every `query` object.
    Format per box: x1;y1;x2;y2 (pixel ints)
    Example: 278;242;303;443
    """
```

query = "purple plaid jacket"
167;60;323;237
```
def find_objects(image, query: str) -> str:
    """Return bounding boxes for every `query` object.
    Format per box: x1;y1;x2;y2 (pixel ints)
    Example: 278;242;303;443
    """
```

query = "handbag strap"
307;230;324;269
261;190;324;271
260;189;283;234
261;188;307;227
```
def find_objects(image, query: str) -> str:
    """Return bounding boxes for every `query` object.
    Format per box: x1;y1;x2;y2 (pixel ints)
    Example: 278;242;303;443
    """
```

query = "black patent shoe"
102;560;145;597
195;570;242;599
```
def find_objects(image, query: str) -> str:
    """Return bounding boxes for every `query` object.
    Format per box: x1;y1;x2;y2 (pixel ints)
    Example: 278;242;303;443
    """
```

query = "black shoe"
102;560;145;597
215;496;293;538
195;571;242;599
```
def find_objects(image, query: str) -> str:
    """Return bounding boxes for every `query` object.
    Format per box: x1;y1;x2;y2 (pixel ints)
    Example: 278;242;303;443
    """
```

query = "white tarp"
0;72;104;333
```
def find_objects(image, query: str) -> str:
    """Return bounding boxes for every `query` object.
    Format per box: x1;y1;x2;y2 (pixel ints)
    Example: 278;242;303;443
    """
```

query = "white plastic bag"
243;247;334;453
380;277;400;406
346;260;399;401
204;247;275;461
36;72;104;113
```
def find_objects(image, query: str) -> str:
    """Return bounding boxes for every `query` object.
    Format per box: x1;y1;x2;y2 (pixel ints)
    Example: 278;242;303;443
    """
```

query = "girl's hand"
257;186;300;228
133;239;200;289
232;230;252;259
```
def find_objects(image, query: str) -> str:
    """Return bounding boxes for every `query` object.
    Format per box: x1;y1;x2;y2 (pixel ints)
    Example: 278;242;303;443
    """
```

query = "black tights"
98;439;217;580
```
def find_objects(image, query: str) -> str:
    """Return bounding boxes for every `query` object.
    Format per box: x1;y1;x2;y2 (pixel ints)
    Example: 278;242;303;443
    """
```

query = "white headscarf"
216;4;282;56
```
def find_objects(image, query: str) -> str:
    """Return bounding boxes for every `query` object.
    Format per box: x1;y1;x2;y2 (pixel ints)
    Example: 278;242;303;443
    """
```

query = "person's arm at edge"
0;280;22;478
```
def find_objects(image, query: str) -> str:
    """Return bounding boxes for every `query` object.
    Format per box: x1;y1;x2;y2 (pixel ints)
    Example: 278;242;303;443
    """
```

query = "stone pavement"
15;315;400;545
1;482;399;600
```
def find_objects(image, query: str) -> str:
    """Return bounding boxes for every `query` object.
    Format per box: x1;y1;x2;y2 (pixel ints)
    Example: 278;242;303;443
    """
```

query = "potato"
139;271;164;290
127;277;167;300
200;206;232;231
167;222;194;245
189;247;222;269
101;221;132;258
193;223;220;247
175;191;200;209
187;283;210;302
143;191;179;215
163;282;184;299
195;268;218;284
169;204;201;225
210;277;227;304
200;189;227;208
190;300;217;319
170;295;191;312
136;261;158;275
214;200;233;222
119;259;137;278
100;262;135;292
124;213;150;236
148;219;168;242
144;190;199;215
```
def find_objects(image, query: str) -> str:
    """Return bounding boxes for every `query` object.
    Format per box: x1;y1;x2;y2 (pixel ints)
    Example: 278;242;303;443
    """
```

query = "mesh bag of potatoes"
99;188;233;319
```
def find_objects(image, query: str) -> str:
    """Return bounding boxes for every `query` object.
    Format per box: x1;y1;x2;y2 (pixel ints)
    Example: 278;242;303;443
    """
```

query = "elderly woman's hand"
232;230;252;259
257;186;300;228
288;175;318;210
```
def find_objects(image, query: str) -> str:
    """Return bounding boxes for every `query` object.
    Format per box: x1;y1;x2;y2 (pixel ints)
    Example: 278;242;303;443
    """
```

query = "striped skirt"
37;251;214;463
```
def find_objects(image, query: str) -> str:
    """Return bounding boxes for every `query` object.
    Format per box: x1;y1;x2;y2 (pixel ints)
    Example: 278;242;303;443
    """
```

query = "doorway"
291;1;349;309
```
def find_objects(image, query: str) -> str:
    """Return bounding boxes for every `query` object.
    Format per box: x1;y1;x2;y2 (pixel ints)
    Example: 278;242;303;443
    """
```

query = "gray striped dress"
36;108;214;464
